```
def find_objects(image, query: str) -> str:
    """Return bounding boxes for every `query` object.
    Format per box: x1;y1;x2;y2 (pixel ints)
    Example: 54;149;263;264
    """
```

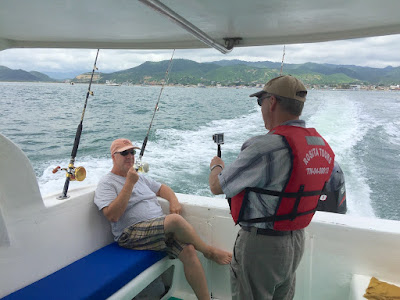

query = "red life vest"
228;125;335;231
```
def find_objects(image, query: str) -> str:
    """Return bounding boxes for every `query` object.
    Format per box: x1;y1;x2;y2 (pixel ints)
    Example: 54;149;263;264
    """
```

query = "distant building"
75;73;100;81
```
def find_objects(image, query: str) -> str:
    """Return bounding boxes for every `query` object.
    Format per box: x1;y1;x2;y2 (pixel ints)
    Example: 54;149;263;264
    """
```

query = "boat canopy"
2;0;400;52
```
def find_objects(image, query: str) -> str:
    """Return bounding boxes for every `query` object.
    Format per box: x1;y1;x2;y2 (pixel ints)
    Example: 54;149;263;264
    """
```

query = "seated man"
94;138;232;300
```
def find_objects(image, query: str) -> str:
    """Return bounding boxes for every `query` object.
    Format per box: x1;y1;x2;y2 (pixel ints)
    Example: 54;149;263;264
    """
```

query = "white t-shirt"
94;172;163;240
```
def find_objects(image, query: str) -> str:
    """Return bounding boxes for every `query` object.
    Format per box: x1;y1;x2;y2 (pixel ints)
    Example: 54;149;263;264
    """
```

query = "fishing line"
56;49;100;199
136;49;175;170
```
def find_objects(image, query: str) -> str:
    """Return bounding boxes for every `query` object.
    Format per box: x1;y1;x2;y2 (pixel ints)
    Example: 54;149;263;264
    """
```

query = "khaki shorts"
118;216;186;258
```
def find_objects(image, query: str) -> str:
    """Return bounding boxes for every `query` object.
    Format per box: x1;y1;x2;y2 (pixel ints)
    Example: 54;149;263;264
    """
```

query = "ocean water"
1;82;399;221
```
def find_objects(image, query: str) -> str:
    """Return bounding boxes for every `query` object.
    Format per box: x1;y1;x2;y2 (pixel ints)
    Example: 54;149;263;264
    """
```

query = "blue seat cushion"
2;243;166;300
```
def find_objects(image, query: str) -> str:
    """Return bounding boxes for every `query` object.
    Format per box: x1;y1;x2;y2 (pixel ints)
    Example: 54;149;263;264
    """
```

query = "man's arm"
209;156;224;195
102;168;139;222
157;184;182;214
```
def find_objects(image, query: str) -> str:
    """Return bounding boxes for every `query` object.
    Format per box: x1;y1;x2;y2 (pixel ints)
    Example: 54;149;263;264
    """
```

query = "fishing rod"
280;45;286;75
55;49;100;199
135;49;175;171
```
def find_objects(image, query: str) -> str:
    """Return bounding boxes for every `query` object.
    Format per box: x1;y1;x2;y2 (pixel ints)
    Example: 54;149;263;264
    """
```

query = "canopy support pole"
139;0;241;54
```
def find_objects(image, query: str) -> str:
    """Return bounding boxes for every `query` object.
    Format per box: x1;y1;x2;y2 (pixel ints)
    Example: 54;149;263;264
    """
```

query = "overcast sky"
1;34;400;74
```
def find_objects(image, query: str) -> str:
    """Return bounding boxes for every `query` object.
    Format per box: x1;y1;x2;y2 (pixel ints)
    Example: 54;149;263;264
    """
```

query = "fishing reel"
134;160;149;173
52;165;87;181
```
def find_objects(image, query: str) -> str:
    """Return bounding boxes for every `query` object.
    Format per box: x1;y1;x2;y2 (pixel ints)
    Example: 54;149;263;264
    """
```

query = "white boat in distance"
106;80;121;86
1;0;400;299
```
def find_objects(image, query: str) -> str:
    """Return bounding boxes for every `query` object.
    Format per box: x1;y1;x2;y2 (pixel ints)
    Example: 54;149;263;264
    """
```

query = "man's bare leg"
164;214;232;265
179;245;210;300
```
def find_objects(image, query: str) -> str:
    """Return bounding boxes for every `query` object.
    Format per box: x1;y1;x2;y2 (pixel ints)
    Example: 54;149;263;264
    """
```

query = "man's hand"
126;167;139;185
169;198;182;215
210;156;224;170
157;184;182;215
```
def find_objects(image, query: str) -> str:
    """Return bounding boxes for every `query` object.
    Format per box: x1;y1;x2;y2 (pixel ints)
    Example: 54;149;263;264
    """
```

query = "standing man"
208;75;335;300
95;138;232;300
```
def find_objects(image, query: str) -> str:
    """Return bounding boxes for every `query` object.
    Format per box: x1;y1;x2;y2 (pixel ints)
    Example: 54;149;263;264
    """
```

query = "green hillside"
211;60;400;86
87;59;400;86
2;59;400;86
0;66;55;82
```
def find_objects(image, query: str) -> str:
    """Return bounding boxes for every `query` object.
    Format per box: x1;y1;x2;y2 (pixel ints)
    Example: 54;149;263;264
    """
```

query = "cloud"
1;34;400;73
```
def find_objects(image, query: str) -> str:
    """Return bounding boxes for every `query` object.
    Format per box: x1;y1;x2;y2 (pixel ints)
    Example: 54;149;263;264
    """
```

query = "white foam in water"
38;95;376;218
139;108;263;189
36;90;382;219
2;83;395;222
38;109;259;197
384;120;400;146
305;92;375;218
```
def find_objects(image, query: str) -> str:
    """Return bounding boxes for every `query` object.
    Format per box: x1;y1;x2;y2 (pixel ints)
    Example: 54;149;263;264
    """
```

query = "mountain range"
0;66;53;82
1;59;400;87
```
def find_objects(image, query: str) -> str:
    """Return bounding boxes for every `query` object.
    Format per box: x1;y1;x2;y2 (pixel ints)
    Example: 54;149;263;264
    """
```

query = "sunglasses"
116;149;136;156
257;95;271;106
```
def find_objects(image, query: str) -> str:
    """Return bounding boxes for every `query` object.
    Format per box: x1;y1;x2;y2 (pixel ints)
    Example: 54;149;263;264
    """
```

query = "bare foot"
204;246;232;265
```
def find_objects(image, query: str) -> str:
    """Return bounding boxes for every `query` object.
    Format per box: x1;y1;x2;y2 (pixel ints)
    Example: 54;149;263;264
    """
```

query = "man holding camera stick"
209;75;335;300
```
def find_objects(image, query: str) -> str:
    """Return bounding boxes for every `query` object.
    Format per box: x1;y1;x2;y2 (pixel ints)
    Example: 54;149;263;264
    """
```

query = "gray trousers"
230;228;305;300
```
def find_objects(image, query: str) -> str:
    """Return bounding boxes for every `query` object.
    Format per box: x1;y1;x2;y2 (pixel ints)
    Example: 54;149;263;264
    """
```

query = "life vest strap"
248;186;322;197
242;184;321;224
290;185;305;220
241;206;318;224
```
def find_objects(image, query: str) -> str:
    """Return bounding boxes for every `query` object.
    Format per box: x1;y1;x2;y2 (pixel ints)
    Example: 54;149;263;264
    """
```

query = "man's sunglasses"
116;149;136;156
257;95;271;106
